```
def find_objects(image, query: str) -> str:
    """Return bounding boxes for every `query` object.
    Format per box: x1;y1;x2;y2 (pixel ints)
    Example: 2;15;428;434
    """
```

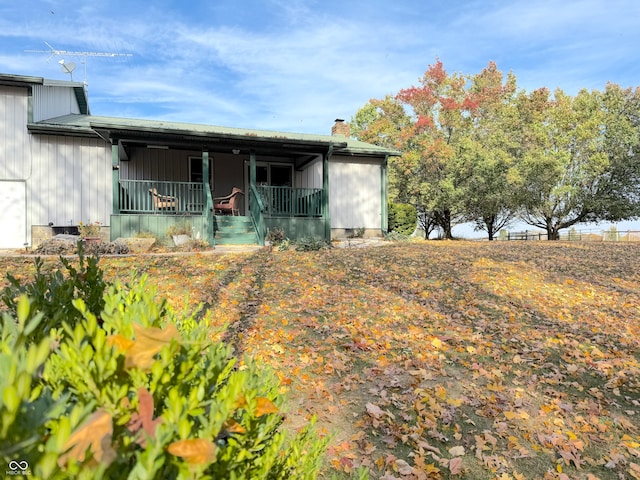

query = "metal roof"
30;114;401;156
4;72;399;156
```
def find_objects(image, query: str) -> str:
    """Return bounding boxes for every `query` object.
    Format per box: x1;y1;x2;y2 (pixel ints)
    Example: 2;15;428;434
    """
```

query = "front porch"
110;178;328;246
100;119;359;246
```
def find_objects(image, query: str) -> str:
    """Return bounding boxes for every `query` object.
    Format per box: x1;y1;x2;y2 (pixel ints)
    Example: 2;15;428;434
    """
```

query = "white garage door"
0;181;27;248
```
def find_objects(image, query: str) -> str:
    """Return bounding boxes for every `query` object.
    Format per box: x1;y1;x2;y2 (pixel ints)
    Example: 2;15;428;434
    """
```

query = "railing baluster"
119;183;323;218
254;186;323;218
117;179;207;214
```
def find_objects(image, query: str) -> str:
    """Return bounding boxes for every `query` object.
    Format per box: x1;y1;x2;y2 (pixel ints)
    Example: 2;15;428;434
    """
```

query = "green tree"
462;63;522;240
517;85;640;240
353;60;525;240
353;60;480;239
388;203;417;235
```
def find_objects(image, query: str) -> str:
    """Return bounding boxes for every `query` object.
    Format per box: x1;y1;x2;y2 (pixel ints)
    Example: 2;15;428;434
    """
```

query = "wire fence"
499;229;640;242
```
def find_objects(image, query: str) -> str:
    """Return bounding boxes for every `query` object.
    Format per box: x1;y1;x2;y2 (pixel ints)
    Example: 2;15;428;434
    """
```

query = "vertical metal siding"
295;157;323;189
29;134;112;229
32;85;80;121
329;156;381;229
121;147;196;181
0;86;30;179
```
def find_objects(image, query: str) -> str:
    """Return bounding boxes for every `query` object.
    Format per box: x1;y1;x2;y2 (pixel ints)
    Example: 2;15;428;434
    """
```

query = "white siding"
28;135;112;233
1;83;112;244
329;156;382;229
295;157;323;189
0;181;27;248
0;86;30;179
32;85;81;121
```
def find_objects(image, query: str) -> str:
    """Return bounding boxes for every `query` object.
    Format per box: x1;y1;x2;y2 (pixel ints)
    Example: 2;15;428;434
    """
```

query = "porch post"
249;149;256;188
111;140;120;215
202;150;214;246
381;155;388;235
323;145;332;241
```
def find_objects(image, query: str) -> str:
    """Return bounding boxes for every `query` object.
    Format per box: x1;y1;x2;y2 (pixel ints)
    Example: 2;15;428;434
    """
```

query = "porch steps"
213;216;259;245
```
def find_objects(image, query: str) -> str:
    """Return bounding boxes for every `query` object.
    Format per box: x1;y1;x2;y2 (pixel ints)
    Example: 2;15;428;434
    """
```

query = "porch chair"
214;187;244;215
149;188;177;212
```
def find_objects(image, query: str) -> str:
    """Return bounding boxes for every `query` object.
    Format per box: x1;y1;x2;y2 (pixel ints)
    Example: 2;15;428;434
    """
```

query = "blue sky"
2;0;640;134
2;0;640;235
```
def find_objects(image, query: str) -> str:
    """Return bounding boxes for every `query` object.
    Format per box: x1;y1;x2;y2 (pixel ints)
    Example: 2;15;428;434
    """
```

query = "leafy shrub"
166;221;192;237
34;238;77;255
274;239;292;251
1;243;107;344
0;297;58;473
172;238;211;252
1;255;328;479
293;237;331;251
77;221;102;238
85;240;130;256
266;227;286;244
385;230;412;242
34;239;130;256
388;203;417;235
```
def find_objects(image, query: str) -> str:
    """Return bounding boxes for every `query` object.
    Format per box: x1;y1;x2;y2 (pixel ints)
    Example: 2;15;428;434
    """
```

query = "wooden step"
213;216;258;245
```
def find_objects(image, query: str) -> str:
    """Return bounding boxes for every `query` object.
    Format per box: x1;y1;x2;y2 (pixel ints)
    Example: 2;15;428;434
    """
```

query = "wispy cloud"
1;0;639;133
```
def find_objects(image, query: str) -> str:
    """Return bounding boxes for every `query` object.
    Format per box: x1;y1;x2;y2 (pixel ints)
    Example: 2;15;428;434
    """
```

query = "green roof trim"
30;114;401;156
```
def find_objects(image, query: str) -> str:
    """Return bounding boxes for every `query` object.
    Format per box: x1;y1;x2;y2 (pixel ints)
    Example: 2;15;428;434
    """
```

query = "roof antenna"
25;41;132;85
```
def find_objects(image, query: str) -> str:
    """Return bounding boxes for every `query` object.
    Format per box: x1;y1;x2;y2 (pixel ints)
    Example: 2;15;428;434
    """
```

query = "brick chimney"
331;118;350;137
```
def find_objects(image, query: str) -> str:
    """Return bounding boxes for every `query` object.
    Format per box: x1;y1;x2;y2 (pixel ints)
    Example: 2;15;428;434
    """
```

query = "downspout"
111;139;120;242
202;150;215;246
323;145;333;241
381;155;388;236
250;149;256;189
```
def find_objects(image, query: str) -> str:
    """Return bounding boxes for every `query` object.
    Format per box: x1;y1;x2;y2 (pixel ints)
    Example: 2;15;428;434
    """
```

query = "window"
247;163;292;186
189;157;203;183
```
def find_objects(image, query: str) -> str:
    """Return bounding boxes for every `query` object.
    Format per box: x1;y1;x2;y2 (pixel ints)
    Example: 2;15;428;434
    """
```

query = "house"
0;73;398;248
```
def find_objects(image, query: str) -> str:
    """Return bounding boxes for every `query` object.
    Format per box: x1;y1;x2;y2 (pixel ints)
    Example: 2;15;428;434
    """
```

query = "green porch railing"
249;185;266;245
119;180;206;214
256;186;324;217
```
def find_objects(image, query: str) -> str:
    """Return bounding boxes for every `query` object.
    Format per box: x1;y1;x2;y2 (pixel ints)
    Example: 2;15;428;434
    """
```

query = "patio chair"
149;188;177;212
214;187;244;215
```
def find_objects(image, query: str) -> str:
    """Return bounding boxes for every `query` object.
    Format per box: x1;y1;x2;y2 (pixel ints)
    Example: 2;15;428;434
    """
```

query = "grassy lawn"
1;241;639;479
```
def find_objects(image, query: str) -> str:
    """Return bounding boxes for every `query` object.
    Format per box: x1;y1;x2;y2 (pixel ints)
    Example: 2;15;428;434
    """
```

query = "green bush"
292;237;331;251
1;243;107;344
266;227;287;245
385;230;412;242
388;203;417;236
1;257;328;479
0;297;59;474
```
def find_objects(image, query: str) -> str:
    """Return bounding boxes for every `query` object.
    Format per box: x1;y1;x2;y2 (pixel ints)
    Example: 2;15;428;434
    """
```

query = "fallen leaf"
366;402;385;419
254;397;279;417
395;458;414;475
449;456;463;475
127;387;162;447
125;323;180;370
223;419;246;434
58;410;115;466
449;445;465;457
107;334;134;352
167;438;217;464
